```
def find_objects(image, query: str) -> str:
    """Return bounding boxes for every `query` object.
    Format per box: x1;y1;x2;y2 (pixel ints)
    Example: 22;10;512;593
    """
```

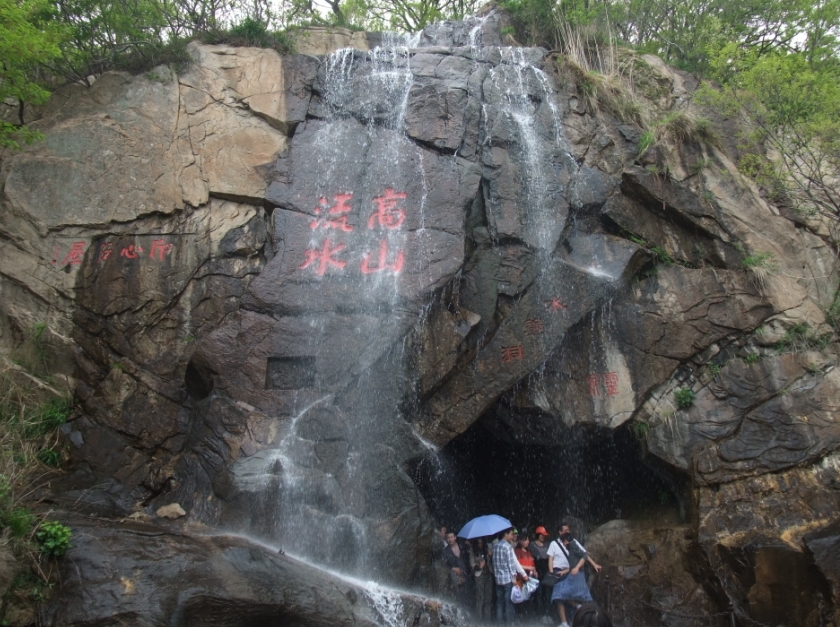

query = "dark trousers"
496;582;515;623
537;581;553;616
475;572;493;620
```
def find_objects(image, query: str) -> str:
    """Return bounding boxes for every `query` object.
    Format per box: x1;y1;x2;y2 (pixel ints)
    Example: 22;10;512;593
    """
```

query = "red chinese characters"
53;238;176;270
361;239;404;274
524;318;544;335
587;372;620;397
310;193;354;232
300;188;409;277
149;239;174;261
501;345;524;363
368;188;407;230
120;244;144;259
97;242;113;263
545;297;568;312
60;242;87;266
603;372;619;396
300;239;347;276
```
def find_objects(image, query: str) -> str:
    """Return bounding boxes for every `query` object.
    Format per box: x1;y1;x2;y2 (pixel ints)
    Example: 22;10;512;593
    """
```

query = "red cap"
535;526;548;536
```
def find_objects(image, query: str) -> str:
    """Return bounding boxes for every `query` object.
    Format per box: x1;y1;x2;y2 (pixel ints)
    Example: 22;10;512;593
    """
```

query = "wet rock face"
585;519;721;626
39;516;454;627
2;8;840;625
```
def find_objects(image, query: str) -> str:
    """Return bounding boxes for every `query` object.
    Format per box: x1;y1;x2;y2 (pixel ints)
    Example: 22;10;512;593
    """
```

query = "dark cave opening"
412;409;689;535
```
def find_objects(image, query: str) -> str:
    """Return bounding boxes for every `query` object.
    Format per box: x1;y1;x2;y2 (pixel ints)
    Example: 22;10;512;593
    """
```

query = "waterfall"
227;11;584;601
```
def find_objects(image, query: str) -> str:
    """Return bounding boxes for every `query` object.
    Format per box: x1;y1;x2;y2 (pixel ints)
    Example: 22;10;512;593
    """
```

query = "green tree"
705;49;840;242
0;0;65;148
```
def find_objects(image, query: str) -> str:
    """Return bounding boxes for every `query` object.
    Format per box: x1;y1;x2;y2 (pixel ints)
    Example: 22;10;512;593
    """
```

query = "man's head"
439;525;448;537
446;532;457;546
500;527;515;542
558;523;571;542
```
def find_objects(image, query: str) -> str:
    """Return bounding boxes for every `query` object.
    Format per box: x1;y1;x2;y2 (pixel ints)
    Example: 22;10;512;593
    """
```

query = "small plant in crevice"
638;129;657;155
743;353;761;364
36;521;72;558
37;448;61;468
674;387;696;409
742;250;778;292
742;251;777;269
2;506;36;538
651;246;673;265
637;111;718;156
24;398;71;438
630;421;650;440
707;363;722;376
691;157;711;174
774;323;832;353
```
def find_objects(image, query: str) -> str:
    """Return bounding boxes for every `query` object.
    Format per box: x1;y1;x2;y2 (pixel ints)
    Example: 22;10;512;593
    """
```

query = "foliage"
773;323;833;353
741;250;778;292
743;353;761;364
638;130;656;155
638;110;717;155
0;0;66;148
0;330;71;620
37;448;61;467
502;0;612;50
674;387;696;409
630;421;650;440
2;506;35;537
742;250;777;269
36;520;72;558
699;49;840;244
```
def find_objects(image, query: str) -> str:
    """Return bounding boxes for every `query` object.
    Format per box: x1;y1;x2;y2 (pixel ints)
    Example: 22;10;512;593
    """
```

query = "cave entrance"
412;404;688;535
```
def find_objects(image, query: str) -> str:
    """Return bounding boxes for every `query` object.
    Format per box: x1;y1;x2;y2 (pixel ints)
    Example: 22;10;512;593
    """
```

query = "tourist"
514;535;539;617
548;525;594;627
571;603;613;627
438;525;449;548
562;523;602;574
515;535;538;577
470;537;493;620
443;531;472;609
530;526;553;620
493;527;529;624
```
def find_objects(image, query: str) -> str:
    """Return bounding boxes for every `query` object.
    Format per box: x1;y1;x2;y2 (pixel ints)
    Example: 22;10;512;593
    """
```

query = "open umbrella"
457;514;513;539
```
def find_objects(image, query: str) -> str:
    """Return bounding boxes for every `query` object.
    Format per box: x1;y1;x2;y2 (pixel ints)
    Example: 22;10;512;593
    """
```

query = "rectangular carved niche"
265;356;317;390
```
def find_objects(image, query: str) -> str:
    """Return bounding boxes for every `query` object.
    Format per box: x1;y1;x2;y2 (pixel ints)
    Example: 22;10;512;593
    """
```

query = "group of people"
440;522;611;627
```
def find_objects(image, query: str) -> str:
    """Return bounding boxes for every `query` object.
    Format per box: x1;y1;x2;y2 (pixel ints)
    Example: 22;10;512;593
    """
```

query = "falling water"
226;12;634;616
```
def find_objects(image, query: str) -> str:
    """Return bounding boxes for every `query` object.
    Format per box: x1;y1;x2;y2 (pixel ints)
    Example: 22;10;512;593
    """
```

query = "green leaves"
674;388;696;409
36;520;72;558
0;0;66;147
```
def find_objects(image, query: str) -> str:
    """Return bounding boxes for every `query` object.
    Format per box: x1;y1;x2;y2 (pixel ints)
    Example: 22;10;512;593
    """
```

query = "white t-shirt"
547;540;569;571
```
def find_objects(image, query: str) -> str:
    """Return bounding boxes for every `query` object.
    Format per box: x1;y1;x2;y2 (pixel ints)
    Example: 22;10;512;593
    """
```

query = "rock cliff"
1;9;838;627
